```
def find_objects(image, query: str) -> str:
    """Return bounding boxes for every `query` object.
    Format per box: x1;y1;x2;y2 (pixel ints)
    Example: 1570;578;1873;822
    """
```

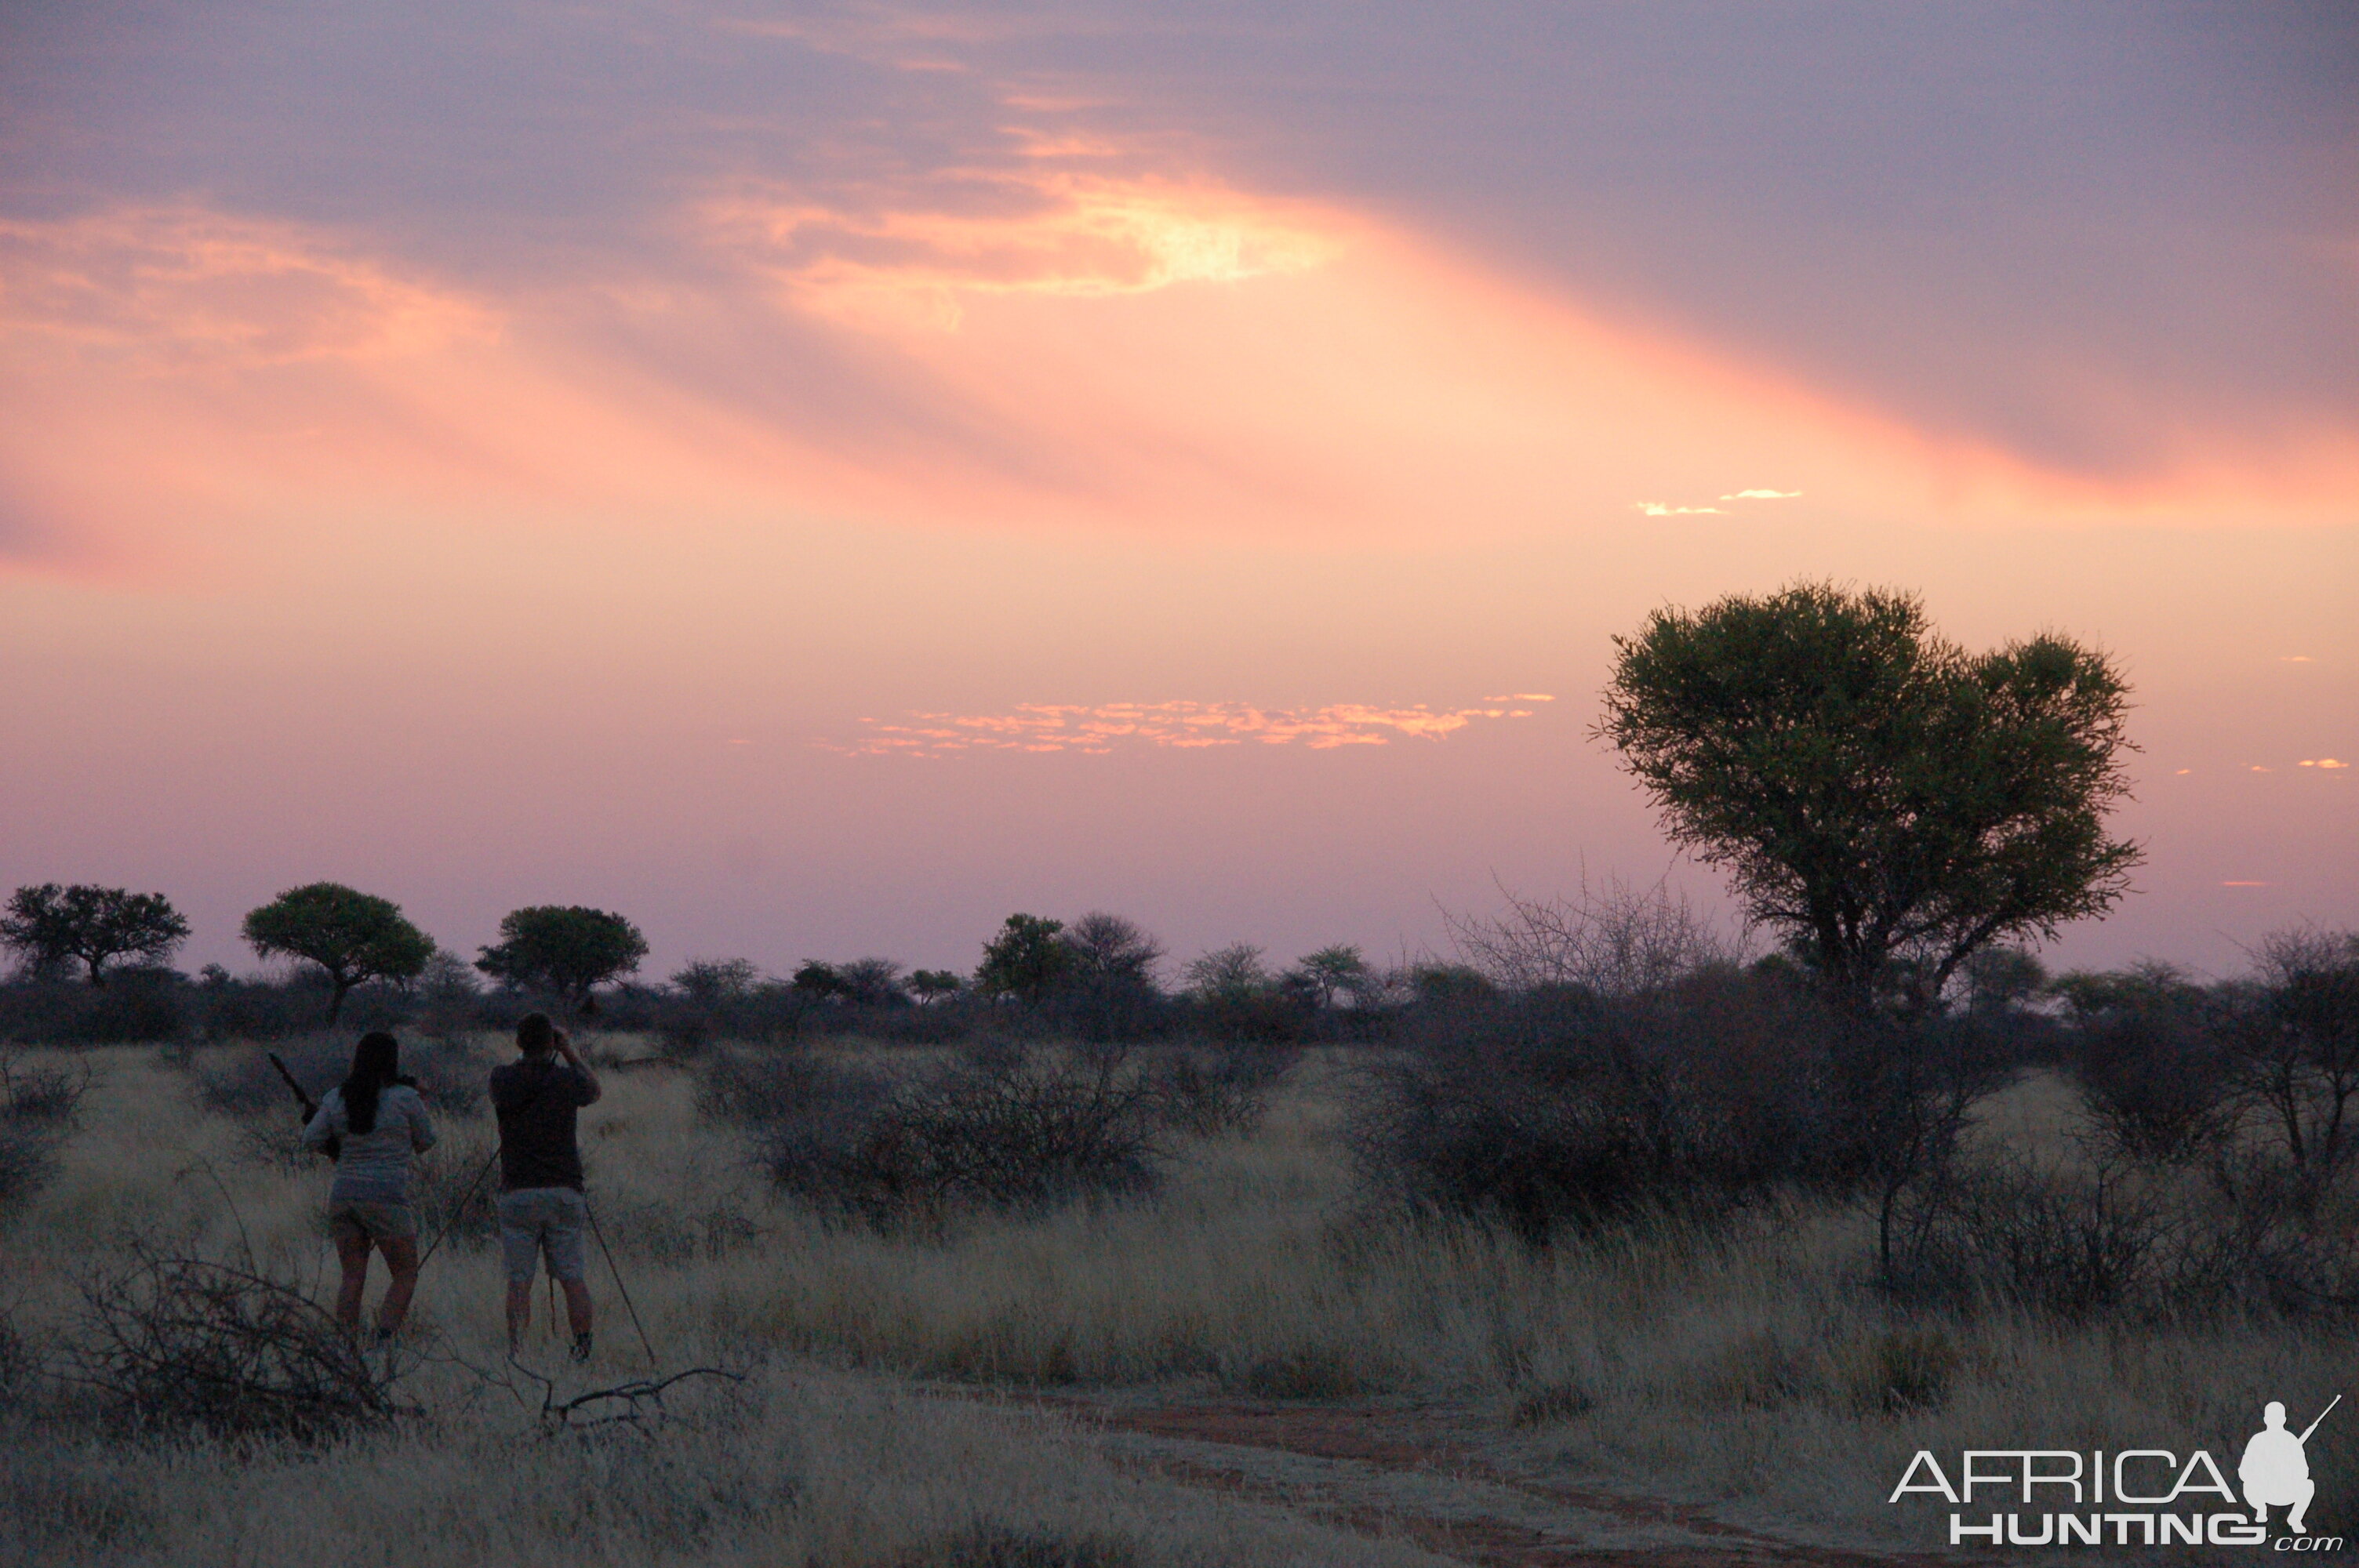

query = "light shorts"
328;1199;417;1244
498;1187;588;1284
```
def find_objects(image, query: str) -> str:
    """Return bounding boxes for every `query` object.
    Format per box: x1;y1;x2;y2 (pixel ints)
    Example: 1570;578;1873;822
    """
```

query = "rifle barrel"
266;1052;317;1113
267;1052;338;1159
2300;1393;2342;1445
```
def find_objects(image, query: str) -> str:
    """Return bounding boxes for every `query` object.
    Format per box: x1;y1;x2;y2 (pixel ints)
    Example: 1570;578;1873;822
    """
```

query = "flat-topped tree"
907;969;965;1004
1293;945;1371;1010
242;883;435;1023
1597;582;2140;1014
1;884;190;985
476;905;648;1015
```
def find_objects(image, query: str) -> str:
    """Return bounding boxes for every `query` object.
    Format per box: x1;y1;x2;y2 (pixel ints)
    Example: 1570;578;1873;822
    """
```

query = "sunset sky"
2;2;2352;983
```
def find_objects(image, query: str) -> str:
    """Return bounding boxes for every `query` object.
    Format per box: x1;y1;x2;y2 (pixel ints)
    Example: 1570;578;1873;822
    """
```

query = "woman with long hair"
302;1031;438;1340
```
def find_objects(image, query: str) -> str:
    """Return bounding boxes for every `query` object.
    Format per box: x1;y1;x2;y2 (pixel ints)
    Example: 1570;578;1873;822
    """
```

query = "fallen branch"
451;1351;747;1435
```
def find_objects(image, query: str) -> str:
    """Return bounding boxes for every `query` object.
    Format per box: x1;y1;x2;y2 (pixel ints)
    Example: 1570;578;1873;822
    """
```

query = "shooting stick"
586;1198;657;1367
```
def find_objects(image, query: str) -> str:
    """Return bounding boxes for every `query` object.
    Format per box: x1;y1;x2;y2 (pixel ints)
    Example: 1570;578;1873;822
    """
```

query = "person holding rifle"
300;1031;438;1341
490;1013;602;1361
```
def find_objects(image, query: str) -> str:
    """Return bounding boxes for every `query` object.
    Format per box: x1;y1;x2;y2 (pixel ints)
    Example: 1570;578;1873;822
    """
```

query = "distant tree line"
9;863;2339;1068
0;874;1735;1051
0;880;651;1041
0;869;1434;1048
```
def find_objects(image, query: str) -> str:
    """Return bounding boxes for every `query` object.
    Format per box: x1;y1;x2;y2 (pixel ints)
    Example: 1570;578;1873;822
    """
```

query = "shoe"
569;1332;593;1364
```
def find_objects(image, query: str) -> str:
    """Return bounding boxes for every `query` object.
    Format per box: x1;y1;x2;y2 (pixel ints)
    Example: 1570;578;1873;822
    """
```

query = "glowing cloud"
1718;488;1803;500
2299;759;2350;770
701;172;1339;328
0;208;495;368
5;126;2354;593
831;697;1551;757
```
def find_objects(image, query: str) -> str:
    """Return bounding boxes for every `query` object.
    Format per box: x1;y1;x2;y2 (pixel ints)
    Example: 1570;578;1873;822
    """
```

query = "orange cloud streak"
831;696;1554;757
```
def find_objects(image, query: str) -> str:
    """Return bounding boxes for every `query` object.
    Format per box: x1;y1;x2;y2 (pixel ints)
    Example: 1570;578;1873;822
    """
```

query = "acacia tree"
1063;913;1164;988
976;914;1072;1006
1;884;190;985
2237;927;2359;1194
797;953;906;1004
1292;945;1371;1010
1184;942;1270;1002
671;958;761;1005
1597;583;2139;1012
790;960;846;1000
1060;911;1165;1040
242;883;435;1023
907;969;965;1004
475;905;648;1015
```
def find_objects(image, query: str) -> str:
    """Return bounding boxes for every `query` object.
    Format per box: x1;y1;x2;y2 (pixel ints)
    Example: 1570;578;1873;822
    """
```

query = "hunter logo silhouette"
2243;1396;2337;1534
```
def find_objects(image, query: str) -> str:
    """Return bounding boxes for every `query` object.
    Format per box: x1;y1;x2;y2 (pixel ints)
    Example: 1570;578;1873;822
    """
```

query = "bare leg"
560;1279;593;1338
376;1236;419;1335
506;1277;533;1353
333;1231;373;1332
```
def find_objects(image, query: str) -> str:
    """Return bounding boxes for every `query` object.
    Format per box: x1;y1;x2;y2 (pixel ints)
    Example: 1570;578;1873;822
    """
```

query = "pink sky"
1;4;2352;982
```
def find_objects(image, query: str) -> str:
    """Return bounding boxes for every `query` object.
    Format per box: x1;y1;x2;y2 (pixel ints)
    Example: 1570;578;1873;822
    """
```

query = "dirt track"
958;1392;1989;1567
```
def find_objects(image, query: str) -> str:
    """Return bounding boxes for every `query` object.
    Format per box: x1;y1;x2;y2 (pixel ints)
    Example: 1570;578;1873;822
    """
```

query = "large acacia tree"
242;882;435;1022
0;884;190;985
1597;583;2139;1011
476;905;648;1014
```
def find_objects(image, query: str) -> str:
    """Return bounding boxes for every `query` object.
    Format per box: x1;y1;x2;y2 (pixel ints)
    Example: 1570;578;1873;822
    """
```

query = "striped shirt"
303;1084;437;1204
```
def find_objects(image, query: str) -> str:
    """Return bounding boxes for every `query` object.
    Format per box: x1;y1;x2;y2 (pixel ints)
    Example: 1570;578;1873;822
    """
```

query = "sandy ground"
940;1388;2000;1567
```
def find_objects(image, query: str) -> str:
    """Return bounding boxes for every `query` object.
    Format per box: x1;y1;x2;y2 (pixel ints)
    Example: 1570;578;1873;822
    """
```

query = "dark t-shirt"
489;1058;598;1192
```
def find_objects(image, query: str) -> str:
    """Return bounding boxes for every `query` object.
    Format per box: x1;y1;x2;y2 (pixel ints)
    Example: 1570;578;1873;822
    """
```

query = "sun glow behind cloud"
703;172;1339;328
2;138;2354;592
832;696;1555;757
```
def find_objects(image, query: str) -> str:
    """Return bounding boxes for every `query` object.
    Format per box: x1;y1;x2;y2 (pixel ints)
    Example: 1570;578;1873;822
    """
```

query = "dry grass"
0;1041;2348;1560
0;1365;1452;1567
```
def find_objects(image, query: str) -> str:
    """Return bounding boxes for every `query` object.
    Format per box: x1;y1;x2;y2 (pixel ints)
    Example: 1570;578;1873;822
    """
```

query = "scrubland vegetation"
1;904;2354;1564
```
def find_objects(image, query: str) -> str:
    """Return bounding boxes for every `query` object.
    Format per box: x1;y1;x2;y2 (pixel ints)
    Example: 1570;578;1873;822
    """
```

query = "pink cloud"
5;157;2354;592
0;208;496;369
827;698;1553;757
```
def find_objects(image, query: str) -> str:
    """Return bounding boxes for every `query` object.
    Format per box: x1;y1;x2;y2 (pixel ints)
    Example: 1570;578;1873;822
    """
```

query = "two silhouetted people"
490;1011;603;1361
303;1015;602;1361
